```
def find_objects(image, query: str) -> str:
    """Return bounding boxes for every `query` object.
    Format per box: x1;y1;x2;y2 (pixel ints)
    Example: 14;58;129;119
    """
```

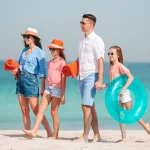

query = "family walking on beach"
9;14;150;143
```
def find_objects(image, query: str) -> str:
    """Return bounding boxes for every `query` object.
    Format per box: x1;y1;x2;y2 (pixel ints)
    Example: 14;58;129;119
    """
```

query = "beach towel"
4;59;20;80
62;61;78;78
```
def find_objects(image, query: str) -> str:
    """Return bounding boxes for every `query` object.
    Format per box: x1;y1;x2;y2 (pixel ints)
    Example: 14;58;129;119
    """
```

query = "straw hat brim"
21;31;40;39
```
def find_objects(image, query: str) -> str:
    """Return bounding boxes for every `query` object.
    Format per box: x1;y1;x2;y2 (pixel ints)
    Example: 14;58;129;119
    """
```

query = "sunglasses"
108;52;117;56
80;21;90;25
49;48;56;51
23;35;31;39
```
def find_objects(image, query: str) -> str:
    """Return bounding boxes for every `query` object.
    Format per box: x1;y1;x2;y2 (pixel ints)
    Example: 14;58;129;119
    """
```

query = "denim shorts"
79;73;98;106
16;71;39;98
44;85;62;98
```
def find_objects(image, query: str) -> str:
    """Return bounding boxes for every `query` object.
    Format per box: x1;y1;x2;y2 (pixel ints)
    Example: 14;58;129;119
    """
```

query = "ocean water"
0;61;150;130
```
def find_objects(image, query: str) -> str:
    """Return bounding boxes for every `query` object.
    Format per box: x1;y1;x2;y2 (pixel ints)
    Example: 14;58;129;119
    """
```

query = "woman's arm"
10;48;26;75
37;51;47;96
40;77;45;96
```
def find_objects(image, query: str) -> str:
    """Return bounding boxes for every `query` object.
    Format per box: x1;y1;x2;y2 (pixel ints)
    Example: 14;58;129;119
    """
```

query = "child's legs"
28;93;51;133
51;96;61;139
119;102;126;140
138;119;150;134
119;100;132;140
124;100;150;133
118;89;132;140
18;95;30;130
124;101;132;110
138;119;147;128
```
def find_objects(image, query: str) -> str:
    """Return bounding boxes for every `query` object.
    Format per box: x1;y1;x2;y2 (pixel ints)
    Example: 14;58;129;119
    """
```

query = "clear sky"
0;0;150;62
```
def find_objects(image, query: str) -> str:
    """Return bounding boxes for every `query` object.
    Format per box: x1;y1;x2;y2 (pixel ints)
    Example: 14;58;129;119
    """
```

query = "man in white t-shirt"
75;14;105;142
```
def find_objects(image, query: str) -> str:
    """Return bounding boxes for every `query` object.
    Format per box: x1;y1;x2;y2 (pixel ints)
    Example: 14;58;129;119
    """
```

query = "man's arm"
94;37;105;90
97;57;104;83
95;57;104;90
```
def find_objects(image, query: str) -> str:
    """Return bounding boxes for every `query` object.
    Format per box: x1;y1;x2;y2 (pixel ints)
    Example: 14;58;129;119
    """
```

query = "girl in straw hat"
11;27;53;137
23;39;66;140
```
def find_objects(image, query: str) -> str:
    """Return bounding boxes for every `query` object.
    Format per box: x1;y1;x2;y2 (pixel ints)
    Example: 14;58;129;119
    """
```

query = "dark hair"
24;35;42;49
59;50;66;61
83;14;96;26
109;46;123;65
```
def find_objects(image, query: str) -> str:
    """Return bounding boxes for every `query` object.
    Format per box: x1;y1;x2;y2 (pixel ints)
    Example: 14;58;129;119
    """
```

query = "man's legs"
82;105;92;141
75;73;99;142
74;105;92;142
91;105;101;142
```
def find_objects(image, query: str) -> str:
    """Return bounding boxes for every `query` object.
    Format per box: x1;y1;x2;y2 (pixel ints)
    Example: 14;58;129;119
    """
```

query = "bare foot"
92;134;101;143
73;136;88;143
78;133;83;139
22;129;37;138
23;134;31;139
47;131;54;138
48;136;58;140
51;136;58;140
116;139;126;143
145;123;150;134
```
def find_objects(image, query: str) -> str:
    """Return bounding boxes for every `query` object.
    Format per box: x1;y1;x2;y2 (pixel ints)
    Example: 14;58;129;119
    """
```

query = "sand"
0;130;150;150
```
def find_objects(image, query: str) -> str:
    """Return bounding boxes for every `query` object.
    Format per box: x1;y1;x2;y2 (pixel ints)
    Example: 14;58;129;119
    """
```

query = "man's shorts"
79;73;98;106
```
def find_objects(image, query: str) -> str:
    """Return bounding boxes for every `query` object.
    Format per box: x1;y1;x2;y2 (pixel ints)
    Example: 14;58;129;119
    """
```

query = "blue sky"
0;0;150;62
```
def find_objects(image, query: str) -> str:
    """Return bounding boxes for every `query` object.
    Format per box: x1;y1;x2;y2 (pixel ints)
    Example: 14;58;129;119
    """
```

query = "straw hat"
21;27;40;39
48;39;64;50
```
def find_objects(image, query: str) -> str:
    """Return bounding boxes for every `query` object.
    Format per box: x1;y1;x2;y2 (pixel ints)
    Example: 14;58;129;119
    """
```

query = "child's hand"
119;89;125;97
60;96;66;105
102;84;107;88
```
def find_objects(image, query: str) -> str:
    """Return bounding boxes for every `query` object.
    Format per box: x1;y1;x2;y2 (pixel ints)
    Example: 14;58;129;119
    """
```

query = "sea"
0;61;150;130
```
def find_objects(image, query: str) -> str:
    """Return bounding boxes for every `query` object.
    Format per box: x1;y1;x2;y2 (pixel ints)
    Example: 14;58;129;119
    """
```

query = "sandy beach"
0;130;150;150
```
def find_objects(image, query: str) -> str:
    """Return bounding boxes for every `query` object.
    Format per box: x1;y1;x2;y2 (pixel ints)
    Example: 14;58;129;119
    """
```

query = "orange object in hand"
4;59;20;80
62;61;79;78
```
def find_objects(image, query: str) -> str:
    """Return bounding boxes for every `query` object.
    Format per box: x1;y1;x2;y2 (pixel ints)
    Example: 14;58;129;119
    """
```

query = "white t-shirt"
78;31;105;80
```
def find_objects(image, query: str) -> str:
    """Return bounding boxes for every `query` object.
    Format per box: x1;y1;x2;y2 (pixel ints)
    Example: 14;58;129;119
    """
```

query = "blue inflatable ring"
105;75;148;124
